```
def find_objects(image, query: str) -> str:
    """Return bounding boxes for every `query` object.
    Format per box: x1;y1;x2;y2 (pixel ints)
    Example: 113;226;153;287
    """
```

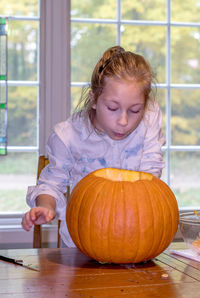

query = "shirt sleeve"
139;101;165;178
26;132;74;220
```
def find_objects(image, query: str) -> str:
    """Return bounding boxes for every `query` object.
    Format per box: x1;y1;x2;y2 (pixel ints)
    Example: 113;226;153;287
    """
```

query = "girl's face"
91;77;145;140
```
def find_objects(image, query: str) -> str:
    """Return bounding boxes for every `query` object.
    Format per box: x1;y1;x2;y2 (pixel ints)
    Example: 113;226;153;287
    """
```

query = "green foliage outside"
0;0;200;211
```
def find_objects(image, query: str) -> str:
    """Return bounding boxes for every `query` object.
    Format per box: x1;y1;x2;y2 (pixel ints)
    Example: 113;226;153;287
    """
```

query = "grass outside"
0;189;28;211
0;152;38;174
174;188;200;208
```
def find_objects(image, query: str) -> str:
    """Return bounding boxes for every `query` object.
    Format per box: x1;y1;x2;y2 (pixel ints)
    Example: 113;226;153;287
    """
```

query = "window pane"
8;20;39;81
0;0;39;16
121;26;166;82
171;151;200;208
0;0;39;214
71;0;116;19
0;152;38;212
71;23;116;82
171;0;200;22
8;86;38;146
121;0;166;21
171;89;200;146
70;0;200;212
171;27;200;84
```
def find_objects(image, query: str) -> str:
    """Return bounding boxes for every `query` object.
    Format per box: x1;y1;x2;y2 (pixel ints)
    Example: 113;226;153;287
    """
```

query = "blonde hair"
77;46;156;121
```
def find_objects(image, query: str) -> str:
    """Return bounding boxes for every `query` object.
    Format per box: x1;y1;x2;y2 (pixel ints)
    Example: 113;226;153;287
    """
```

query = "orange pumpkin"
66;168;179;264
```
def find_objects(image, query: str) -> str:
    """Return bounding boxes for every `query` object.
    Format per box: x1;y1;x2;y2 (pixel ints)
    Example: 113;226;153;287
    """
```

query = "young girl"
22;46;165;247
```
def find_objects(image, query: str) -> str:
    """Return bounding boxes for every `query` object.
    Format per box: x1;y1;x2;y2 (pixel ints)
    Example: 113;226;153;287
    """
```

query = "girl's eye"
130;110;140;114
107;107;117;111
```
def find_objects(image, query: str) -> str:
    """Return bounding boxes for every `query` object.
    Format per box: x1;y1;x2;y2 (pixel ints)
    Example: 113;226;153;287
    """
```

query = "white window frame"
39;0;71;154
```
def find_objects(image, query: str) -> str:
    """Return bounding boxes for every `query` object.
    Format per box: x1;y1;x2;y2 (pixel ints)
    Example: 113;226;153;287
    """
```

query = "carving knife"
0;255;40;272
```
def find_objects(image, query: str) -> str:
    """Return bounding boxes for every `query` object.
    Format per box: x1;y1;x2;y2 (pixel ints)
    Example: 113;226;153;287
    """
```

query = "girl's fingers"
46;209;56;222
34;208;54;222
21;212;34;231
30;208;43;222
30;207;55;224
22;207;56;231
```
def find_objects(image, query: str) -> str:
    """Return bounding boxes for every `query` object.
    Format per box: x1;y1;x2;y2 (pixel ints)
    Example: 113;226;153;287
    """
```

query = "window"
0;1;40;213
0;0;70;248
71;0;200;210
0;0;199;231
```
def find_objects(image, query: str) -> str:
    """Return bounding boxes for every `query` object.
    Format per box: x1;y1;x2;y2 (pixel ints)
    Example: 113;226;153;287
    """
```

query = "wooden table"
0;242;200;297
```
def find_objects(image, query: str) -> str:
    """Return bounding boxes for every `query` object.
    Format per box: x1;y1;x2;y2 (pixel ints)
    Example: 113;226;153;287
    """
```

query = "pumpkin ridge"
143;180;166;259
159;186;173;247
88;180;107;261
156;185;173;254
147;179;173;259
149;181;168;257
157;179;179;220
148;178;177;257
76;177;95;255
154;179;179;243
124;182;140;262
95;179;114;261
133;180;155;262
83;177;110;259
114;182;125;262
141;180;156;260
107;179;116;262
122;182;126;260
132;182;140;262
66;184;85;251
153;182;167;256
111;181;127;263
70;176;102;256
99;180;113;260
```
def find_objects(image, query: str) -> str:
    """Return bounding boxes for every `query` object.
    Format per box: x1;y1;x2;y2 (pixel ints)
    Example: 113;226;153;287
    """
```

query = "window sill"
0;212;58;249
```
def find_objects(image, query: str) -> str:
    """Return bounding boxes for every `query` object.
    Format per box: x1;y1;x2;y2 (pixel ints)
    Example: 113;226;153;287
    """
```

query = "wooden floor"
0;242;200;297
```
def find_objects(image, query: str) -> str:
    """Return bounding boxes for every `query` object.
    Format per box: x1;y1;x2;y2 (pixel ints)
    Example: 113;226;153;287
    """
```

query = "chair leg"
33;225;42;248
57;220;61;248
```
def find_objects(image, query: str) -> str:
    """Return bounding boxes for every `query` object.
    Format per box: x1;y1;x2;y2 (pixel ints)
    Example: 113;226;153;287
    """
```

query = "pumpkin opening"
93;168;153;182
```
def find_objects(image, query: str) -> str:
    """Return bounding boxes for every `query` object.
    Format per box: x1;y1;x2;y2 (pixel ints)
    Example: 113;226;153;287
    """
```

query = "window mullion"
39;0;71;155
165;0;171;186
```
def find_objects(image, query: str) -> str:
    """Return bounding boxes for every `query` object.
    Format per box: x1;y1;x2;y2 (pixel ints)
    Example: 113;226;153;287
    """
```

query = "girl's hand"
21;207;56;231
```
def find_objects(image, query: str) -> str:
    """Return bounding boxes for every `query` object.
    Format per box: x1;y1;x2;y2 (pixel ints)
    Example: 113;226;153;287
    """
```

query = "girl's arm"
22;194;56;231
36;194;56;210
26;131;74;221
140;101;165;178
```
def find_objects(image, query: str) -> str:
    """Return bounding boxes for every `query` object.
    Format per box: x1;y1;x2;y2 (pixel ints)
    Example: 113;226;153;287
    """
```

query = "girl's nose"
118;112;128;126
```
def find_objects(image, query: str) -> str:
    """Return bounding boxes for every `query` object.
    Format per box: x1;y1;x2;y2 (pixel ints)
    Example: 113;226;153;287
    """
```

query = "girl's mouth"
113;132;126;138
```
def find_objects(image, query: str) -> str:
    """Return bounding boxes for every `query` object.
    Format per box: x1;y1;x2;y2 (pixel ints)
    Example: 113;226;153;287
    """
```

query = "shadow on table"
41;249;179;297
45;248;159;269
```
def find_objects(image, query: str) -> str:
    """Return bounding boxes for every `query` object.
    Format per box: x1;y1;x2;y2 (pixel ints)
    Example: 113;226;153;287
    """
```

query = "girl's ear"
89;90;96;109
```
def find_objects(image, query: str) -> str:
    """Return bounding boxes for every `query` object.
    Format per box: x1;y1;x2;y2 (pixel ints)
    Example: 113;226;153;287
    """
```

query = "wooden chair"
33;155;69;248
